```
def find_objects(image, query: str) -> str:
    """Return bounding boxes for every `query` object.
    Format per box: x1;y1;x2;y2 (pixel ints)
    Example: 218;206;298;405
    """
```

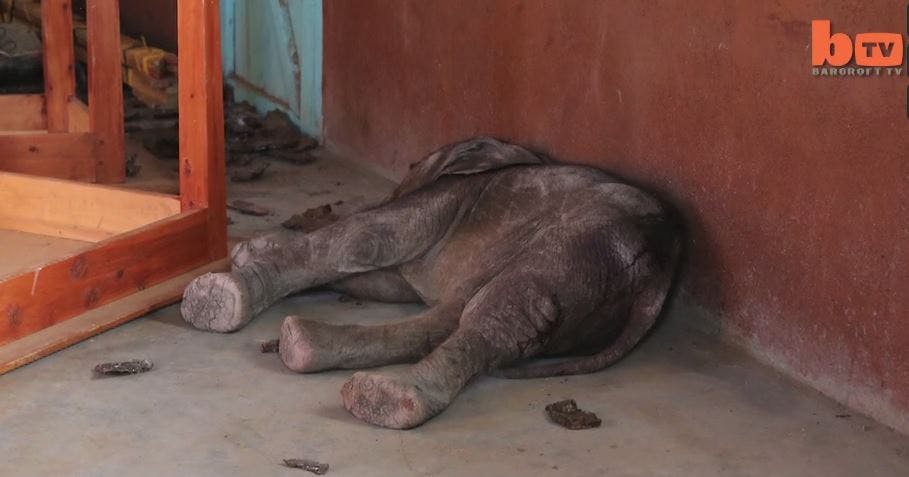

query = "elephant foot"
341;371;446;429
279;316;334;373
181;272;254;333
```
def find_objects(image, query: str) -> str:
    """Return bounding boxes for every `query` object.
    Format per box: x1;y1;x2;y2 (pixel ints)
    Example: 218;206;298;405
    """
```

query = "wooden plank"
67;98;90;132
179;0;228;261
0;210;210;347
0;258;228;375
0;95;47;130
0;130;51;135
86;0;126;183
0;132;98;180
0;171;181;242
41;0;76;132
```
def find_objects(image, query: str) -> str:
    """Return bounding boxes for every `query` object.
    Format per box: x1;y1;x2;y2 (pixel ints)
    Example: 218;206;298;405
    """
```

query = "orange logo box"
812;20;904;67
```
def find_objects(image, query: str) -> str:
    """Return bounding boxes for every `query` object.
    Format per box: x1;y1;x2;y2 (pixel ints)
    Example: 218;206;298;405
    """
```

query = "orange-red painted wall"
74;0;178;52
324;0;909;432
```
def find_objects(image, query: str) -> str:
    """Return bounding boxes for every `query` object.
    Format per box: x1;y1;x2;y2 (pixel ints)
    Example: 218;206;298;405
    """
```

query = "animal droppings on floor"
282;458;329;475
260;339;280;354
93;359;154;377
282;204;340;232
228;199;272;217
545;399;602;430
231;162;271;182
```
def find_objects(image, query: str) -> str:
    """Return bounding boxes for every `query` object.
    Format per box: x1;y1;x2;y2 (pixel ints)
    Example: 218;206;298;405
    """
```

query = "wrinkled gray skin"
181;137;683;429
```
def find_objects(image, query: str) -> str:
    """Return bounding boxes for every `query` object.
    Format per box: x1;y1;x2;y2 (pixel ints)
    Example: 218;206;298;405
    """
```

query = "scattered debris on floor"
125;86;320;175
231;162;271;182
125;100;179;132
225;91;318;167
282;458;329;475
137;126;180;160
261;145;318;165
93;359;154;377
282;204;339;232
229;133;299;154
126;152;142;178
544;399;602;430
260;339;280;354
125;92;180;163
229;200;271;217
835;413;852;419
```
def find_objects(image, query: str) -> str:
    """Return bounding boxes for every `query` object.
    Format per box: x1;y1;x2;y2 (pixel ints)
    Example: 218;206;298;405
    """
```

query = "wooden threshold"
0;258;229;375
0;210;211;346
0;171;181;241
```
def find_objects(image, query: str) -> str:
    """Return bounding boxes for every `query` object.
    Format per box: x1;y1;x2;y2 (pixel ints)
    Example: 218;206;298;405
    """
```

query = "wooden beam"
0;171;181;242
0;95;47;131
0;132;98;180
67;99;90;132
0;258;228;375
179;0;228;261
0;210;211;347
41;0;76;132
86;0;126;182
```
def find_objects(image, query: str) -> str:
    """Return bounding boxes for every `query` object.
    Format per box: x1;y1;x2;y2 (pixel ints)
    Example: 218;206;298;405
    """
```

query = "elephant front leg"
181;232;342;333
180;185;467;332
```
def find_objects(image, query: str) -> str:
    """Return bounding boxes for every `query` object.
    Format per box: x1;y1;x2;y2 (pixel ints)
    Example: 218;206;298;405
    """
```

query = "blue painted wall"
221;0;323;138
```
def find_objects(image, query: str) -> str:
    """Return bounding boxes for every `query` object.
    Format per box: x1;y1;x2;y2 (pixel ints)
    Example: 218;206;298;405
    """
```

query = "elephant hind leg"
279;302;461;373
341;276;559;429
340;327;494;429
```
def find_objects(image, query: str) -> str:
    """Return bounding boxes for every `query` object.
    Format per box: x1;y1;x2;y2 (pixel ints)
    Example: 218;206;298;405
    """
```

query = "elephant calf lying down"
181;137;683;429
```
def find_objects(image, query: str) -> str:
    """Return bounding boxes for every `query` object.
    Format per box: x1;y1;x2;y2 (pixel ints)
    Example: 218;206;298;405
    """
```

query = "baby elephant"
181;137;683;429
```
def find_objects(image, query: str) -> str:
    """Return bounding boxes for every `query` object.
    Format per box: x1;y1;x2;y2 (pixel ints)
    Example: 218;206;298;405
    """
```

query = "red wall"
74;0;178;52
324;0;909;432
118;0;177;52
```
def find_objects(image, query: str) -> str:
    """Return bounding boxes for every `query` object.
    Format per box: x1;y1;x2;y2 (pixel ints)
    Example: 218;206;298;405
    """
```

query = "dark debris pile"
544;399;602;430
126;87;319;181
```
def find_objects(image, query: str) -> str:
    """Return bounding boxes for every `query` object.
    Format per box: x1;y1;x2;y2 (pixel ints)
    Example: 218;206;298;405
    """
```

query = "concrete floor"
1;154;908;476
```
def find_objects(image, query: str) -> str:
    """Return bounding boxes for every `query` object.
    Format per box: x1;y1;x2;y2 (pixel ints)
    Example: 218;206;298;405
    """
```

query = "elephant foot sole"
181;272;253;333
341;371;443;429
279;315;329;373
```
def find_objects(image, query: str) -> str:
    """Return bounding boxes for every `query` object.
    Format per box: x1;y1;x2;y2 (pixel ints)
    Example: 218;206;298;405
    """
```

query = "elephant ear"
391;137;551;199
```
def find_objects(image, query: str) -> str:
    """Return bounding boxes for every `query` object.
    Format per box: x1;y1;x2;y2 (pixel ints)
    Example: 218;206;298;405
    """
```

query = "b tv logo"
811;19;905;67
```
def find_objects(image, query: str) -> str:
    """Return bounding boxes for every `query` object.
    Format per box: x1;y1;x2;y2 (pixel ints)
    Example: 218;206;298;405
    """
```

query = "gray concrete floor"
2;153;908;476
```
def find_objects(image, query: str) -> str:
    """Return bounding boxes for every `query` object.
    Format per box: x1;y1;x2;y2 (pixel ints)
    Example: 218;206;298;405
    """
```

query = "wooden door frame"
0;0;228;373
